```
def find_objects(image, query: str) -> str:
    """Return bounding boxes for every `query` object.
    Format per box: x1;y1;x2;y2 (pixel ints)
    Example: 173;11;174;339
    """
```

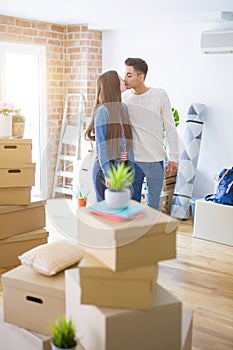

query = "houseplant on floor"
12;108;25;138
72;185;89;208
51;315;77;350
105;162;134;209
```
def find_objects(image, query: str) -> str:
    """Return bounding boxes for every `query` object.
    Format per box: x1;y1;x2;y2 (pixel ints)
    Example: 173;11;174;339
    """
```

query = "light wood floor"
0;217;233;350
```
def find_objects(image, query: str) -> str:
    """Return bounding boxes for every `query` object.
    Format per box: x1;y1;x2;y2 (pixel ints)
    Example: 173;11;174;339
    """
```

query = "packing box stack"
0;138;48;267
0;138;34;205
64;204;193;349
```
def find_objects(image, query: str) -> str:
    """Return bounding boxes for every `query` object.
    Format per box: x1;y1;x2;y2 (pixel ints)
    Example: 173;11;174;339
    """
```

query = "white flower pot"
51;343;76;350
0;114;12;138
105;188;131;209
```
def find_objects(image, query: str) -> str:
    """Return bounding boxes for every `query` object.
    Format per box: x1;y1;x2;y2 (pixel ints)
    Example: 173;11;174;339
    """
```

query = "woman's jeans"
93;160;135;203
93;160;106;202
132;161;164;210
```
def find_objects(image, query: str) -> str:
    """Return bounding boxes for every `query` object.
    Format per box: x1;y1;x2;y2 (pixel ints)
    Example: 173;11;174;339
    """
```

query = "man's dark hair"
125;58;148;78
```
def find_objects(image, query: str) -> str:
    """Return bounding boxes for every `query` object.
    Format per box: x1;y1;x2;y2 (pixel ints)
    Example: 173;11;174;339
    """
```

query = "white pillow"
18;239;85;276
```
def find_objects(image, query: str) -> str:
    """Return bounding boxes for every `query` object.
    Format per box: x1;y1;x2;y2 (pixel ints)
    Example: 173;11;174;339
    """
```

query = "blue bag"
205;167;233;206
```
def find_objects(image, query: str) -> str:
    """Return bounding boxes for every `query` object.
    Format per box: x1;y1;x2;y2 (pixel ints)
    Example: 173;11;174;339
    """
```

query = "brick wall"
0;15;102;197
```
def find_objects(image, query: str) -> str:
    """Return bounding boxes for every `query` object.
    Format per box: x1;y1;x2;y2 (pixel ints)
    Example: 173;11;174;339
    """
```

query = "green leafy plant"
51;315;77;349
72;185;89;199
162;107;180;132
12;108;25;123
172;108;180;128
106;162;134;191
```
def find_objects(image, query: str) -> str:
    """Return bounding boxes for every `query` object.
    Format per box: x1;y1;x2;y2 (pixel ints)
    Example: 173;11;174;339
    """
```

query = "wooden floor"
0;216;233;350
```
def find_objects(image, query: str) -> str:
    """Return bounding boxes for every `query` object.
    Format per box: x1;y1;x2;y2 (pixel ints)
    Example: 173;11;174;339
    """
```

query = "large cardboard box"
0;228;49;267
0;197;46;239
66;268;182;350
193;199;233;246
77;254;158;310
0;186;31;205
2;264;65;336
0;138;32;163
181;310;193;350
0;162;35;188
77;204;178;271
0;310;84;350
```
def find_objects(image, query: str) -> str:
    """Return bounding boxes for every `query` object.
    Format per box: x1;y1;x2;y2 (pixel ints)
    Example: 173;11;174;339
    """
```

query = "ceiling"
1;0;233;30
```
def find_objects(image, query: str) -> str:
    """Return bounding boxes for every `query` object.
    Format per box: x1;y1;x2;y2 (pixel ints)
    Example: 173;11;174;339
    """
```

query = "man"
122;57;179;210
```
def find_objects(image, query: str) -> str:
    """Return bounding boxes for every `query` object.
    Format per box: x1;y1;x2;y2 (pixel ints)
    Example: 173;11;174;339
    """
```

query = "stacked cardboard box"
64;205;193;350
0;138;48;267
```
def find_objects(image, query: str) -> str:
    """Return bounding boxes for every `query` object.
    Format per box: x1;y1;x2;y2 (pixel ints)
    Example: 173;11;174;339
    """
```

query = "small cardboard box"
0;186;32;205
181;310;193;350
0;228;49;267
77;204;178;271
77;254;158;310
0;162;35;188
0;138;32;163
0;197;46;239
2;264;65;336
66;268;182;350
193;199;233;246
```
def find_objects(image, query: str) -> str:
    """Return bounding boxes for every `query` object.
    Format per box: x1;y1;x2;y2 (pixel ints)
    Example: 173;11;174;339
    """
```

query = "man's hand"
166;161;178;176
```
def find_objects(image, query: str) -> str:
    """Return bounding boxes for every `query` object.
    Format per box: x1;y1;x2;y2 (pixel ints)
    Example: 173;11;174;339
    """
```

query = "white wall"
102;18;233;197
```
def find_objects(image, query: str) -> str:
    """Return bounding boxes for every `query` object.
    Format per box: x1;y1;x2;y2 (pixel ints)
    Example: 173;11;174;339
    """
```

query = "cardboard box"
193;199;233;246
77;255;158;310
0;138;32;163
0;228;48;267
77;204;178;271
181;310;193;350
0;310;51;350
2;264;65;336
0;197;46;239
0;186;32;205
66;268;182;350
0;162;35;188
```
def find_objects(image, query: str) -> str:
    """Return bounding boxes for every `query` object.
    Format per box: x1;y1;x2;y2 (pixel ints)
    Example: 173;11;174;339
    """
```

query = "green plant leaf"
106;162;134;191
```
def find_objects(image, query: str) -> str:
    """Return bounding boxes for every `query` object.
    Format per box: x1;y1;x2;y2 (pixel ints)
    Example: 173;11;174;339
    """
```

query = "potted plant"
51;315;77;350
0;101;14;138
72;185;89;208
105;162;134;209
12;108;25;138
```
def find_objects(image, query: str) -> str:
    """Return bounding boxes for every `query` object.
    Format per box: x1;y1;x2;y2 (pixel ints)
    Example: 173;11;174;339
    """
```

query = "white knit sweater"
122;87;179;163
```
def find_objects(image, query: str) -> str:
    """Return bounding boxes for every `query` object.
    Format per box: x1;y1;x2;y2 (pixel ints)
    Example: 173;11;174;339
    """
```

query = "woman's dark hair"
85;70;133;160
125;57;148;78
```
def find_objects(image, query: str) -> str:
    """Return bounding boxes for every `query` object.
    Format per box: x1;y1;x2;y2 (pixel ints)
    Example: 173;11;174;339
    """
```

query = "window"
0;42;47;198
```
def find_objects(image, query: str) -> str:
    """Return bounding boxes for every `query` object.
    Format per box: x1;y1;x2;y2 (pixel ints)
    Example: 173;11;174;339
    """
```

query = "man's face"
124;66;142;90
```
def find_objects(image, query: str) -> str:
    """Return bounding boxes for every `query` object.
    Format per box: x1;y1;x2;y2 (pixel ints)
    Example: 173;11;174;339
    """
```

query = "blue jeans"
93;160;106;202
132;161;164;210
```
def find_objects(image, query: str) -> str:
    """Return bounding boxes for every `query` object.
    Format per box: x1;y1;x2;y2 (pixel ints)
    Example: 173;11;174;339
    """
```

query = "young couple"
85;58;179;211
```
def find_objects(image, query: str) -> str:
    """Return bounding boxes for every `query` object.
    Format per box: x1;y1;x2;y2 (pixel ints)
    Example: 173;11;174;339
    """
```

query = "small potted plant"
12;108;25;138
72;184;89;208
51;315;77;350
0;101;14;138
105;162;134;209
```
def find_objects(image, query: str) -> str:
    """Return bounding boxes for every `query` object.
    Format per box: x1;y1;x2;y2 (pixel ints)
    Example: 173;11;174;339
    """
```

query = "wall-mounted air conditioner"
201;30;233;54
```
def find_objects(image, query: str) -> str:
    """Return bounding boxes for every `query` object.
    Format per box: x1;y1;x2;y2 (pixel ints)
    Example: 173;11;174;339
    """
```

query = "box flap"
79;254;158;281
0;138;32;146
0;162;35;169
0;228;48;243
0;196;46;214
2;265;65;298
78;203;178;247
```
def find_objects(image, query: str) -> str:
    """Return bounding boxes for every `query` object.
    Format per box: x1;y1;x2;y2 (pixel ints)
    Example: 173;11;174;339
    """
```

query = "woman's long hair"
85;70;133;160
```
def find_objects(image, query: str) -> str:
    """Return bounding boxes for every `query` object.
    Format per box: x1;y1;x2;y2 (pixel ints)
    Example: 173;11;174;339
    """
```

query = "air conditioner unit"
201;30;233;54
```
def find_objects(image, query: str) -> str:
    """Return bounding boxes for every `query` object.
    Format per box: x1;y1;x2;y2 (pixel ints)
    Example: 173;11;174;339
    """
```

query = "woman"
85;70;134;202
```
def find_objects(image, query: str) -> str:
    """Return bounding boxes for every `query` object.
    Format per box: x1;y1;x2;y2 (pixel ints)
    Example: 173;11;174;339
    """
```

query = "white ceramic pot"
0;114;12;138
50;343;76;350
105;188;131;209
